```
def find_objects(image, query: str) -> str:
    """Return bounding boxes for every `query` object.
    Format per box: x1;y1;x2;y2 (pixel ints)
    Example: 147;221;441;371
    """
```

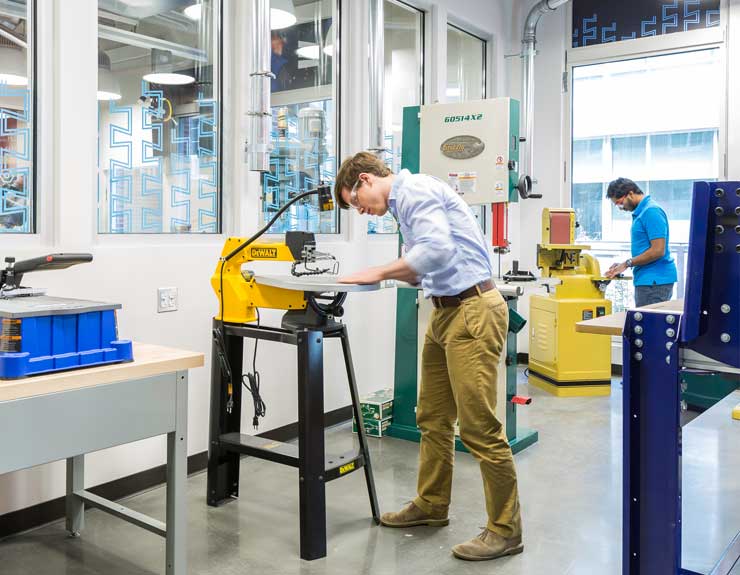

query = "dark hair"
606;177;643;199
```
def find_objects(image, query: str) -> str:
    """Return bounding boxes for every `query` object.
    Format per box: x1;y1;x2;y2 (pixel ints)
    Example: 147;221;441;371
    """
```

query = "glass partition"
0;0;33;233
368;0;423;235
97;0;221;233
262;0;339;234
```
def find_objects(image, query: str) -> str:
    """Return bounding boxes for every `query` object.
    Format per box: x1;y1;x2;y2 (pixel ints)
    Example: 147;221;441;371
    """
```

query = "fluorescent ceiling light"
0;46;27;86
143;72;196;85
184;3;202;20
97;91;122;101
271;0;296;29
296;44;320;60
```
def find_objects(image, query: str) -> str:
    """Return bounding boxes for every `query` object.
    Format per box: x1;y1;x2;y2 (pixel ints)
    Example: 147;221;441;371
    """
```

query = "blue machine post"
623;309;685;575
623;181;740;575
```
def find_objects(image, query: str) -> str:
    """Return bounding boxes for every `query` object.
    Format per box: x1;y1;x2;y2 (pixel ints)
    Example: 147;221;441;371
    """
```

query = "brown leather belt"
431;279;494;309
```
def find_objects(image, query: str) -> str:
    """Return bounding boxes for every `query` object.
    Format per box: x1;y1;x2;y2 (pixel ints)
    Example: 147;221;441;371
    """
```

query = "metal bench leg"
340;326;381;524
297;329;327;560
66;454;85;536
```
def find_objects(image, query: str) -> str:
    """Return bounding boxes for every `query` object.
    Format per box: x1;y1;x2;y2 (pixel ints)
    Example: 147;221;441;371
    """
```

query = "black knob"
4;257;15;264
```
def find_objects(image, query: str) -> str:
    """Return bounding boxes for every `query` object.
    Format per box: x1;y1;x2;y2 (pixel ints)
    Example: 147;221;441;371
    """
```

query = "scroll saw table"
207;275;387;561
0;342;203;575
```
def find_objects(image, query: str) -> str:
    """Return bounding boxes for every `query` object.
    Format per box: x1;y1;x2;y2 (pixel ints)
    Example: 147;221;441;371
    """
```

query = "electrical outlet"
157;287;178;313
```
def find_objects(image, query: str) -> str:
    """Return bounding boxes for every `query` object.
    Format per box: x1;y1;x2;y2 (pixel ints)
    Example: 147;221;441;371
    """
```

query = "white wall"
0;0;511;518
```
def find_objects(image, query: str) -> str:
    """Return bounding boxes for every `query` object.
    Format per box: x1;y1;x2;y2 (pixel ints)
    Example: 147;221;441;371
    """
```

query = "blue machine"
0;254;133;379
622;181;740;575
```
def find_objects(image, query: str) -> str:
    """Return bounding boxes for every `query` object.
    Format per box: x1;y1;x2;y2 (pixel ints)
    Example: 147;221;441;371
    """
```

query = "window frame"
0;0;37;236
262;0;343;237
446;22;487;101
563;4;728;261
94;0;225;235
367;0;425;235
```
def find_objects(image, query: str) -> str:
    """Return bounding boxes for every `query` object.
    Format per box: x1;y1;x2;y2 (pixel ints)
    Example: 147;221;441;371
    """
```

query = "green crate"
353;416;392;438
359;388;394;421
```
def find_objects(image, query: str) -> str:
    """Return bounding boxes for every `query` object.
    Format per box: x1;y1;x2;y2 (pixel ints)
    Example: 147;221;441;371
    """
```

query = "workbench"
0;342;204;575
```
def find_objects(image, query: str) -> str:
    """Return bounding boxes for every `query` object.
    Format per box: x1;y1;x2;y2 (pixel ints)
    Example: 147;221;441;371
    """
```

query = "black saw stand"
207;276;382;560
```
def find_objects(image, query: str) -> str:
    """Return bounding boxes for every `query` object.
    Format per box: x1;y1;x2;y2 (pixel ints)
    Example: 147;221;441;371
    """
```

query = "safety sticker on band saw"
449;172;476;197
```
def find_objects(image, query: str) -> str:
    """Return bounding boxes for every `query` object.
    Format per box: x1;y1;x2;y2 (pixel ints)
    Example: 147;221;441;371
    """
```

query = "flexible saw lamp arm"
223;185;333;264
217;184;334;323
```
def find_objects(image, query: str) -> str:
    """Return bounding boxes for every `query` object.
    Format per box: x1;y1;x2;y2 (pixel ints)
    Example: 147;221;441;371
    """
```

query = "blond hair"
333;151;392;209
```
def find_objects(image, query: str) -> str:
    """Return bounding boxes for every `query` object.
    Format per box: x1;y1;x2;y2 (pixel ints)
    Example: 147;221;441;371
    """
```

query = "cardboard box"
353;416;392;438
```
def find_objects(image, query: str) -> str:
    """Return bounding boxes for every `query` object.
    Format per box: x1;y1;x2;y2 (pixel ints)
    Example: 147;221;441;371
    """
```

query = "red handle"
512;395;532;405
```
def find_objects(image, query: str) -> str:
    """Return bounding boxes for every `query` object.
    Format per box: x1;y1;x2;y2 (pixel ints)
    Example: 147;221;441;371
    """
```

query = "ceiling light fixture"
296;44;320;60
184;2;202;20
271;0;296;30
143;49;195;86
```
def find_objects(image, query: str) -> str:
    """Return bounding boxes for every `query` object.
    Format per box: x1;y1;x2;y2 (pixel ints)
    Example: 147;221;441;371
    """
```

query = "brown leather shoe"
380;502;449;528
451;528;524;561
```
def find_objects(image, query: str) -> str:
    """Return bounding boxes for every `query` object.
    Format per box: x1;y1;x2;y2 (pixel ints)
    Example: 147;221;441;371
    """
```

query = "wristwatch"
625;258;634;268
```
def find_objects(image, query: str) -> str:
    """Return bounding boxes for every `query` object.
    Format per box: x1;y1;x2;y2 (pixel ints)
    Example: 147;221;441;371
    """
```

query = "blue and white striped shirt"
388;169;492;298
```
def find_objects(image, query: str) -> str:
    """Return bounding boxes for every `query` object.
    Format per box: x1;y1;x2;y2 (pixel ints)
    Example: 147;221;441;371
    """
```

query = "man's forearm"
378;258;420;283
630;247;662;267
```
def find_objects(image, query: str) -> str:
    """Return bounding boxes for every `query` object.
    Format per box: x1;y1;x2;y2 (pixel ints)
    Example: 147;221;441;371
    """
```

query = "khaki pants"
412;289;522;539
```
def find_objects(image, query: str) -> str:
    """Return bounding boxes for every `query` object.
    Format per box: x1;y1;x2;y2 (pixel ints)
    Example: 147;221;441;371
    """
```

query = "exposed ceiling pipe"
518;0;570;199
247;0;272;172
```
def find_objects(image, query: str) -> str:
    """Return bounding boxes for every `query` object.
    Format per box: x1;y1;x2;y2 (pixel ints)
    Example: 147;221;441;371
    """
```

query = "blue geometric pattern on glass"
573;0;720;48
262;101;337;234
100;84;219;233
108;99;134;233
642;16;658;36
662;0;679;33
0;83;32;233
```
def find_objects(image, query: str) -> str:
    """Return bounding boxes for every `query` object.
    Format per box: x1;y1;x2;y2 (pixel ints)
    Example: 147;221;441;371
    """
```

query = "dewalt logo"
339;462;356;475
250;247;278;259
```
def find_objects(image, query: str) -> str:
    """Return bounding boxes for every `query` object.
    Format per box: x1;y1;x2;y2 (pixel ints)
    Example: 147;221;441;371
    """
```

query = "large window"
97;0;221;234
368;0;423;235
446;24;485;103
262;0;338;234
571;49;722;305
446;23;487;230
0;0;33;233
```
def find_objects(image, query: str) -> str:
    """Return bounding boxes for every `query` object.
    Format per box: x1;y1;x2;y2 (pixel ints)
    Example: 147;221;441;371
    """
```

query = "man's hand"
339;267;385;285
606;261;628;279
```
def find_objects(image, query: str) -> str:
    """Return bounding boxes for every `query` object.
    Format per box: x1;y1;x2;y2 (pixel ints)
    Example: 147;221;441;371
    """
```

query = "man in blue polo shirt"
604;177;678;307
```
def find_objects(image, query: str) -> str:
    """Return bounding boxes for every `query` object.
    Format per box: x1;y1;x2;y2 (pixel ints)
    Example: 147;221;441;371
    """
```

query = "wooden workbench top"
0;342;204;402
575;299;685;336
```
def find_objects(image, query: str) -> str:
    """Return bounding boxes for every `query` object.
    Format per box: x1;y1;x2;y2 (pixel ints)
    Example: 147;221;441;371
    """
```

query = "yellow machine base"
528;372;612;397
733;403;740;421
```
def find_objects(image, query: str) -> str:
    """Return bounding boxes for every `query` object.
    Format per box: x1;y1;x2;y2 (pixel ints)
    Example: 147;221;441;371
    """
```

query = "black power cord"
242;309;265;429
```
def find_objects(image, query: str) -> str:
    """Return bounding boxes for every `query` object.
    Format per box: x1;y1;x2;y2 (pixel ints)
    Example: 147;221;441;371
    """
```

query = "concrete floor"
1;373;738;575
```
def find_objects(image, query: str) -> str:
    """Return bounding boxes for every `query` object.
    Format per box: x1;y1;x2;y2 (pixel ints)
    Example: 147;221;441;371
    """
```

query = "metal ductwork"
367;0;385;157
518;0;571;199
247;0;273;172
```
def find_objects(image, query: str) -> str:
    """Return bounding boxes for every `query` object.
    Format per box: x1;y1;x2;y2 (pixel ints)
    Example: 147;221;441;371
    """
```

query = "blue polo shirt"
630;195;677;286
